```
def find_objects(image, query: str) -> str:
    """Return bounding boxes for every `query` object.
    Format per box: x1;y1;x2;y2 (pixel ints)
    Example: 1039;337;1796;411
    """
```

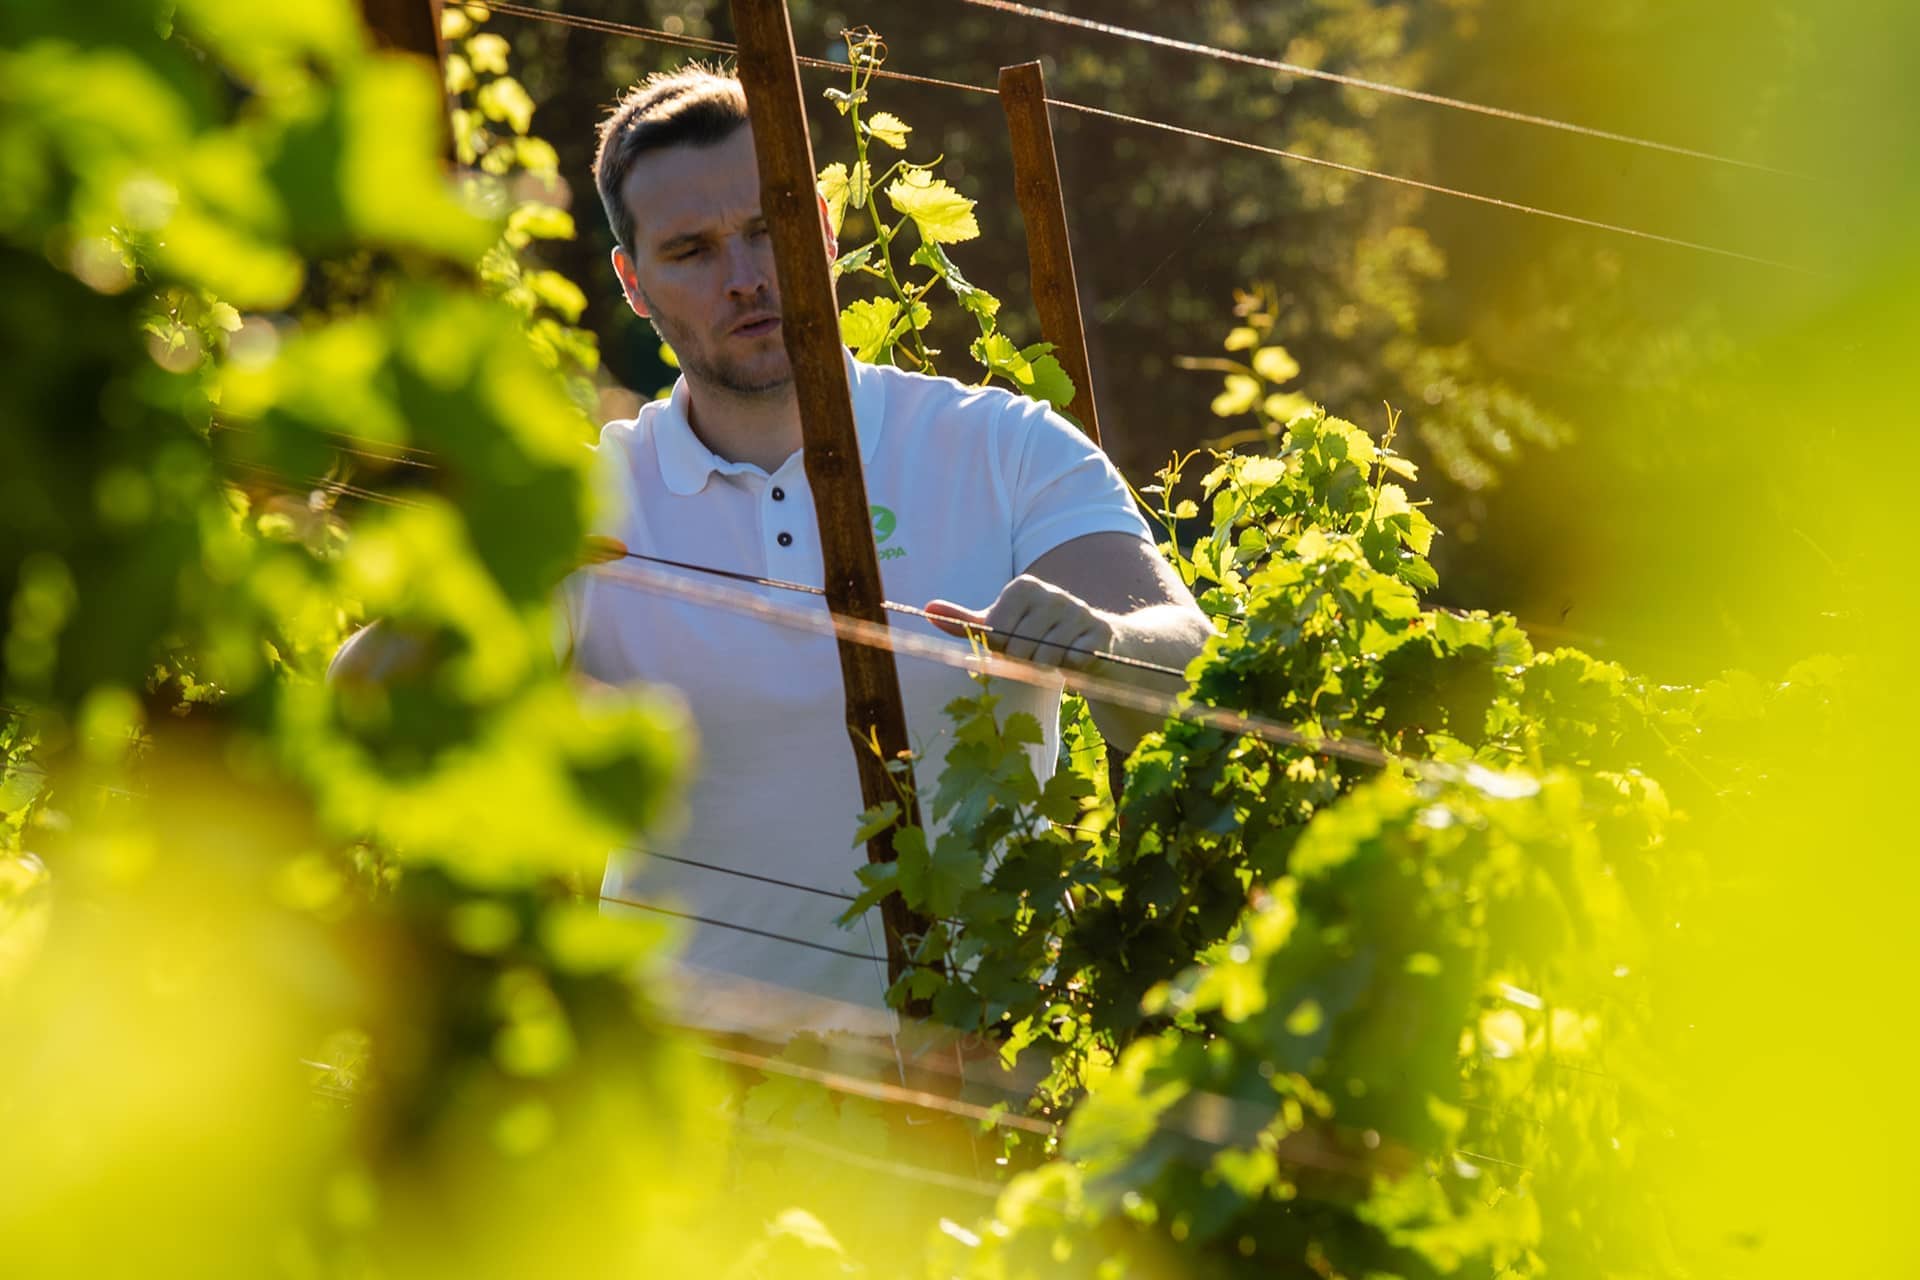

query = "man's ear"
611;245;649;319
817;192;838;262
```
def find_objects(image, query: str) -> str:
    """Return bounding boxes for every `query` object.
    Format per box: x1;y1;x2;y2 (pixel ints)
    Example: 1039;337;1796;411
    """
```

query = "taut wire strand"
586;555;1362;759
1047;99;1816;275
482;1;735;56
628;844;969;928
604;544;1190;679
959;0;1804;178
585;554;1493;783
483;1;1811;274
637;845;863;904
191;465;1541;789
484;1;997;96
600;890;893;963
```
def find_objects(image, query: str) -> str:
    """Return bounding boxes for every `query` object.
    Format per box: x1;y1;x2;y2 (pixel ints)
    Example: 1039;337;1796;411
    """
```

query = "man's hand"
922;534;1213;751
923;575;1116;670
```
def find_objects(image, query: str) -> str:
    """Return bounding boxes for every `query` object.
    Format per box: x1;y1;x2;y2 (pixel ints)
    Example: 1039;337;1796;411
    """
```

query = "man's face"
612;126;824;398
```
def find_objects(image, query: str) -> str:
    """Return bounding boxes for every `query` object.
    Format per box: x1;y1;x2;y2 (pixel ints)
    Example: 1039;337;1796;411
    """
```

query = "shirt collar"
652;350;886;496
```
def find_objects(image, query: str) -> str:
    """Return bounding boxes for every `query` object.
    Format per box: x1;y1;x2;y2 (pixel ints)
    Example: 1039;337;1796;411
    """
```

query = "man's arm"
923;531;1213;750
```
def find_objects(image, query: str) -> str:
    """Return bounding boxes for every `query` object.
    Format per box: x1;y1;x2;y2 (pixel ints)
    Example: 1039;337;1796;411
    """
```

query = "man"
566;65;1210;1035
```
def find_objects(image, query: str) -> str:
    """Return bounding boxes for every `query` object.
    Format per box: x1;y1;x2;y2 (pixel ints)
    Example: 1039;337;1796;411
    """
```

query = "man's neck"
683;376;804;475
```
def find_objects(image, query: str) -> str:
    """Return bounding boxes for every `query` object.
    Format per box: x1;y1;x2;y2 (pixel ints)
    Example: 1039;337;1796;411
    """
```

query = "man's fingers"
1036;621;1098;671
923;598;992;639
925;580;1110;669
995;602;1047;661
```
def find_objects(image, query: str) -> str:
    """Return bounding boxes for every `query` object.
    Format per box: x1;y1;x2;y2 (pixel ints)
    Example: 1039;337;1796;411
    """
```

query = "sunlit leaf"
885;170;979;244
863;111;912;149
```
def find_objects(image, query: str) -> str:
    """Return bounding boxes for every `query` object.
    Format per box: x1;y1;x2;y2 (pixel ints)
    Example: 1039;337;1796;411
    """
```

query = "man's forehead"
620;128;764;244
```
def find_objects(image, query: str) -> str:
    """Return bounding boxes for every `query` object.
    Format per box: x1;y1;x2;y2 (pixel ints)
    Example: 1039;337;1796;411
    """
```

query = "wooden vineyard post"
729;0;936;1006
998;60;1104;446
1001;60;1134;807
359;0;447;66
358;0;451;155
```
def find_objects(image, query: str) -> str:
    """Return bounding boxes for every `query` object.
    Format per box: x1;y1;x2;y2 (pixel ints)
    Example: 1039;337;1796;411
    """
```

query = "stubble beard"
638;285;792;399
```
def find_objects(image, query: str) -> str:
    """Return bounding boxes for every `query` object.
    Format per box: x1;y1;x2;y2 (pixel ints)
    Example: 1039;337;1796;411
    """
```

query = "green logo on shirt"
871;505;907;560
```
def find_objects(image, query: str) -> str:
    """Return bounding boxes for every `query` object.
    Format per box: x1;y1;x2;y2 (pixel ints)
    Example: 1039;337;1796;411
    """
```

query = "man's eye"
673;245;707;260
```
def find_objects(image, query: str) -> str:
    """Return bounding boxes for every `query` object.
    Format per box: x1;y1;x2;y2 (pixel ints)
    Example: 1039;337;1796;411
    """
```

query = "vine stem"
845;43;935;371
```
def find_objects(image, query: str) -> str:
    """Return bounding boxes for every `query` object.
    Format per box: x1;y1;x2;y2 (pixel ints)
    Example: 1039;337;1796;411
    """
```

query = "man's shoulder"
592;397;667;455
858;359;1086;458
859;359;1027;426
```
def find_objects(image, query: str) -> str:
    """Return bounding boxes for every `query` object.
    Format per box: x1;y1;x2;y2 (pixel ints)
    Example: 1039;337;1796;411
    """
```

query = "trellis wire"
3;461;1571;806
600;889;895;963
217;449;1609;668
637;844;867;905
598;542;1191;680
43;456;1541;782
586;551;1407;772
1047;98;1814;275
619;843;971;929
959;0;1804;178
484;1;997;95
482;0;1812;273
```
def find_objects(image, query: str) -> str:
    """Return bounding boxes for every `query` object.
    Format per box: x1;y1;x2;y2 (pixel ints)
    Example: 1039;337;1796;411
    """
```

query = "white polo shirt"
564;354;1150;1034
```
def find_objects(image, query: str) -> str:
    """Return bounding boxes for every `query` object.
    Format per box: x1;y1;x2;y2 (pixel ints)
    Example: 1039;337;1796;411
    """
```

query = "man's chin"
714;359;794;397
710;364;791;395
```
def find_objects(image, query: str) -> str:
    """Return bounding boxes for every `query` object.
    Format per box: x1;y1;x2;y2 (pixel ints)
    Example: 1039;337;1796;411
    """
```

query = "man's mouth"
729;314;780;337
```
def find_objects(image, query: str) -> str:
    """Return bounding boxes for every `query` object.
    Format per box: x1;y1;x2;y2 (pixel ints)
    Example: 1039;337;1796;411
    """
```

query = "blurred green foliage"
0;1;745;1273
2;2;1915;1278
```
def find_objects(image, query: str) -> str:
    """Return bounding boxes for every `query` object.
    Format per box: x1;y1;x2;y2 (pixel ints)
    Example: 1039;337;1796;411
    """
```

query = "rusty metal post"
999;60;1103;446
729;0;934;1003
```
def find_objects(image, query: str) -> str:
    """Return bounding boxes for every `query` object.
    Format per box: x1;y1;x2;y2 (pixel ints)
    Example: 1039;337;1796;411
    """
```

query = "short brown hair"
593;64;750;255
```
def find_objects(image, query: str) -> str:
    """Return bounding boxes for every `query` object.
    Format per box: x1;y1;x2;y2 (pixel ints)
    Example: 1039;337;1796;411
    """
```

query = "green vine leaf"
1252;345;1301;383
862;110;912;149
1211;374;1262;418
972;334;1075;409
475;76;534;135
840;298;901;362
467;32;510;75
911;242;1000;329
885;170;979;244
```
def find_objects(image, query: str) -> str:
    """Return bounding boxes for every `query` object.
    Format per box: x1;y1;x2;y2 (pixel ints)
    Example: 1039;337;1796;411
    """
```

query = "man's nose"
723;237;774;300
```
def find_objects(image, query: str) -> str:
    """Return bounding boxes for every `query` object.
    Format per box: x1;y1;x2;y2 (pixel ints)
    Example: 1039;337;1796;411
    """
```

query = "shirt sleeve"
997;395;1154;573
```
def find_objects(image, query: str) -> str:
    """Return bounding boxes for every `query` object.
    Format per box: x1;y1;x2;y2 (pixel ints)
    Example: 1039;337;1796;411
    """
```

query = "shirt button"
776;531;794;547
771;486;786;501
